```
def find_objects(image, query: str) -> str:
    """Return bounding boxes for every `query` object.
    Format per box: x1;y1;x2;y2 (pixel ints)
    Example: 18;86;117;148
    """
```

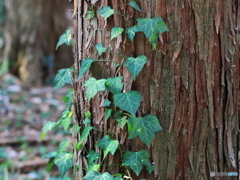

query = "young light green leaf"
98;6;114;19
84;111;92;118
111;27;124;40
88;163;100;172
86;150;100;163
78;58;94;79
102;99;111;107
105;77;123;94
116;116;128;129
84;171;115;180
95;43;107;56
96;135;119;158
57;138;72;152
54;152;73;177
105;108;112;120
128;1;141;12
136;17;169;48
124;55;147;80
60;117;72;131
79;125;93;144
56;29;73;50
42;121;57;137
127;26;138;42
123;150;151;176
54;68;73;90
113;91;142;117
84;78;107;101
127;114;163;147
86;10;95;19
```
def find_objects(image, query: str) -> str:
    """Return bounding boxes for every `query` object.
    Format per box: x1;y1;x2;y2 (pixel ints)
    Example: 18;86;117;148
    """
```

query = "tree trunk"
73;0;239;179
0;0;73;86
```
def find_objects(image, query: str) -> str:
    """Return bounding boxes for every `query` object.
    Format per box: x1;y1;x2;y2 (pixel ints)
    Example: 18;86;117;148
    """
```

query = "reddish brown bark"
73;0;239;179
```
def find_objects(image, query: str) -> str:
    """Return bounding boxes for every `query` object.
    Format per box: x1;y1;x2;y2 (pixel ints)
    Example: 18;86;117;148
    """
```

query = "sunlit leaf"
97;135;119;158
111;27;124;40
124;55;147;80
98;6;114;19
123;150;151;176
84;78;106;101
113;91;142;117
78;58;94;79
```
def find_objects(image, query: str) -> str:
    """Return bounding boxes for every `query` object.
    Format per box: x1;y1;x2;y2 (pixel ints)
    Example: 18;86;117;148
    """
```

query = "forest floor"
0;73;71;180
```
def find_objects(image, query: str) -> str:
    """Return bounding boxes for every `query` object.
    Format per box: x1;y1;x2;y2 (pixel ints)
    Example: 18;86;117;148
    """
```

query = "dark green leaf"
105;77;123;94
54;68;73;90
86;150;100;163
113;91;142;117
56;29;73;50
78;58;94;79
84;171;115;180
105;108;112;120
54;152;73;177
96;135;119;158
123;150;151;176
111;27;124;40
127;114;163;147
146;165;155;174
46;157;55;172
124;55;147;80
136;17;169;48
84;78;107;101
127;26;138;42
128;1;141;12
95;43;107;56
79;125;93;144
98;6;114;19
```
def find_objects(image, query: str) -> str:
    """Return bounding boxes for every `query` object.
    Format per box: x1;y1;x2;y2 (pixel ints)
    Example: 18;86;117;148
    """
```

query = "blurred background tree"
0;0;73;86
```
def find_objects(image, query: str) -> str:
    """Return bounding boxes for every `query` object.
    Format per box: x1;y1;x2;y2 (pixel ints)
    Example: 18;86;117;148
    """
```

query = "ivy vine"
42;1;168;179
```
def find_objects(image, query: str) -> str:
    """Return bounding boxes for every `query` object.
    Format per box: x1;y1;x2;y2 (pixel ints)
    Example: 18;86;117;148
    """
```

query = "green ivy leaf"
116;116;128;129
102;99;111;107
127;26;138;42
56;29;73;50
105;77;123;94
84;111;92;118
136;17;169;48
114;175;123;180
98;6;114;19
61;88;73;109
60;117;72;131
146;165;155;174
46;157;55;172
123;150;151;176
86;10;95;19
124;55;147;80
78;58;94;79
111;27;124;40
79;125;93;144
127;114;163;147
57;138;72;152
113;91;142;117
86;150;100;163
42;151;58;158
41;121;57;139
83;118;91;124
88;163;100;172
96;135;119;158
54;152;73;177
105;108;112;121
95;43;107;56
84;78;107;101
84;171;115;180
128;1;141;12
54;68;73;90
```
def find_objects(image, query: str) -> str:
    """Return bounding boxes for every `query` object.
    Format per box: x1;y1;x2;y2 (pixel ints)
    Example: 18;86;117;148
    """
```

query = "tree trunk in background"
0;0;73;86
73;0;239;180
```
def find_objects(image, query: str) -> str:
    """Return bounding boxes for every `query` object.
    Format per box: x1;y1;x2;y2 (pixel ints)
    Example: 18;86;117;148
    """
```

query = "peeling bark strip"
73;0;239;179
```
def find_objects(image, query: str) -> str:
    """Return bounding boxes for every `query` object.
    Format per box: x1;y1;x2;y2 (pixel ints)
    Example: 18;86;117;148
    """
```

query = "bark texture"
1;0;73;86
73;0;239;179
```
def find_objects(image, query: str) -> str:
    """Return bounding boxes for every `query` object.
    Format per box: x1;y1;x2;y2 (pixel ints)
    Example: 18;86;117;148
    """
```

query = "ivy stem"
116;12;125;17
93;127;117;135
109;51;127;59
95;59;119;64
